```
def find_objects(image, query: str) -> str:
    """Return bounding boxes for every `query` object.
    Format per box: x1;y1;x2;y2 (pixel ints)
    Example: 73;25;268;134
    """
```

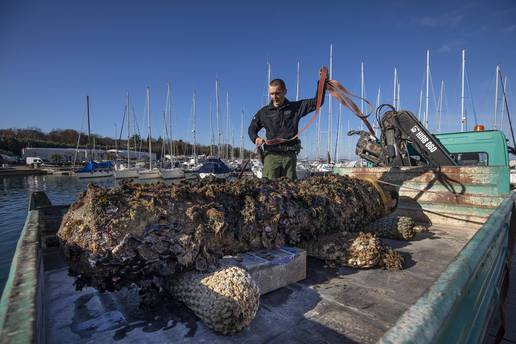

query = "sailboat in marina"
75;96;114;178
138;87;161;180
115;92;140;179
198;156;231;179
160;83;185;179
182;90;203;173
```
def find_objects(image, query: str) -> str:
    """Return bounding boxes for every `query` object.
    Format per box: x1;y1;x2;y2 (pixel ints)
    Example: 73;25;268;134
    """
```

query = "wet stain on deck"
69;290;199;340
112;300;198;340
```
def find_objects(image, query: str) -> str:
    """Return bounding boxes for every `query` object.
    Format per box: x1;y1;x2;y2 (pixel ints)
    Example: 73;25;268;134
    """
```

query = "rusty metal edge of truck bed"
380;192;516;343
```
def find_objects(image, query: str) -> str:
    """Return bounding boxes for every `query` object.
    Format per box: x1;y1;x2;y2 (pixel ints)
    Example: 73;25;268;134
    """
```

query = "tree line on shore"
0;127;250;159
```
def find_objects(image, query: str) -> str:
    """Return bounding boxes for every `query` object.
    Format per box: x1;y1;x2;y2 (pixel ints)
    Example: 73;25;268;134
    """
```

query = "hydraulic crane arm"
351;105;457;167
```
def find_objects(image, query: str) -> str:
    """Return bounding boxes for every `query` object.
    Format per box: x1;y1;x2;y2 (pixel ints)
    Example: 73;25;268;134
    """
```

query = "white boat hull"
183;165;202;173
314;163;334;173
199;172;230;179
138;169;161;180
296;168;310;180
76;170;114;179
510;170;516;185
115;168;140;179
160;168;185;179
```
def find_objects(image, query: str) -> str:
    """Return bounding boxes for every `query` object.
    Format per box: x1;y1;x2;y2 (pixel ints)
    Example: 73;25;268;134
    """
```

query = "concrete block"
220;246;306;295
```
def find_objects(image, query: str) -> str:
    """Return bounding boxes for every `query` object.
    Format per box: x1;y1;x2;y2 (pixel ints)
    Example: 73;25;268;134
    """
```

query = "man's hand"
319;68;329;88
255;137;265;147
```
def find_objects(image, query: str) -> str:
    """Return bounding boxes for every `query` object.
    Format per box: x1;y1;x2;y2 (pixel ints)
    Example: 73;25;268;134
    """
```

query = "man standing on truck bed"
248;73;326;180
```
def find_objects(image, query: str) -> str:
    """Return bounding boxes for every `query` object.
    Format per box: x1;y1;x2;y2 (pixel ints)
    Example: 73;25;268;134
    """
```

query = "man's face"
269;85;286;107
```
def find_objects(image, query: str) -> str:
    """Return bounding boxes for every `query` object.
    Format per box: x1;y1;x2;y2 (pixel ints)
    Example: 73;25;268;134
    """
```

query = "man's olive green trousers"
263;151;297;180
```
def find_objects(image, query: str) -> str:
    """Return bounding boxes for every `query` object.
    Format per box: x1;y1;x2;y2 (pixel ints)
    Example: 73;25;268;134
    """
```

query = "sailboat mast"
347;120;350;160
418;90;423;121
146;87;152;169
126;92;130;168
231;132;235;160
161;111;167;168
500;76;508;132
494;65;500;129
375;87;381;137
498;71;515;152
209;99;214;156
438;80;444;133
393;67;398;110
461;49;466;132
397;81;401;109
376;87;381;110
296;61;300;101
335;103;342;162
327;43;333;160
215;78;221;157
226;91;230;160
267;61;271;87
316;55;322;160
361;63;364;112
114;123;118;159
167;82;173;161
317;111;321;160
360;62;364;130
192;90;197;159
265;60;271;106
425;49;430;128
240;110;244;159
86;96;91;157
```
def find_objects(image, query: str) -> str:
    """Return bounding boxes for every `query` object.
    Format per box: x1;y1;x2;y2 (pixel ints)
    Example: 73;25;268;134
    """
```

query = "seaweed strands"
166;266;260;335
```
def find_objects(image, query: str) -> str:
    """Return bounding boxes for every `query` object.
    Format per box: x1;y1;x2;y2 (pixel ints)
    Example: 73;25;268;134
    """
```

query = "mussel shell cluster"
300;232;404;270
363;215;417;240
167;266;260;335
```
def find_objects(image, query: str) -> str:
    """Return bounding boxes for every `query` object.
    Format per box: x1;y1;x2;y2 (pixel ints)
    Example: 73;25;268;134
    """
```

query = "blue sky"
1;0;515;159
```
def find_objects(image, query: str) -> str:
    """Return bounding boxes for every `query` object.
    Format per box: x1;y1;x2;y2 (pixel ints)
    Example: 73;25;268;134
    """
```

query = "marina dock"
0;166;48;177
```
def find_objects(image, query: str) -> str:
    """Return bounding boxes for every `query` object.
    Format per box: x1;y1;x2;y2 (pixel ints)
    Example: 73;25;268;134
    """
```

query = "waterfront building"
21;147;155;163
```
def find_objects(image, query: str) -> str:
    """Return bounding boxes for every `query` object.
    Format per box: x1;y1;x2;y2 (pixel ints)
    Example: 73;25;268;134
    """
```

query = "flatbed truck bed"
41;219;475;344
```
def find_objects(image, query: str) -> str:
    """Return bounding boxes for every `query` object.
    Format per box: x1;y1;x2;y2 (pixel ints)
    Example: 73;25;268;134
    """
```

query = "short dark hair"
269;79;286;90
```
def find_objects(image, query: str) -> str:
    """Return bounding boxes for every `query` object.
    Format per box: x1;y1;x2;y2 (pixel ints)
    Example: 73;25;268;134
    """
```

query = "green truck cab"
435;130;509;168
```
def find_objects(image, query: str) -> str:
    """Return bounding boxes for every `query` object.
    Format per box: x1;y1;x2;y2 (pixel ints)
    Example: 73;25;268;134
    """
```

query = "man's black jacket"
248;87;325;152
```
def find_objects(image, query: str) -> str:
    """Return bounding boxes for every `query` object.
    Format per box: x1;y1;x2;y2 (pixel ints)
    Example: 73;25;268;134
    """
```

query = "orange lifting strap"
265;66;374;147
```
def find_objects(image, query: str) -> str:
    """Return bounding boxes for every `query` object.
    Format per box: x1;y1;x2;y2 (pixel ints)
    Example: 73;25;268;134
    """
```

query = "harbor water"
0;174;189;294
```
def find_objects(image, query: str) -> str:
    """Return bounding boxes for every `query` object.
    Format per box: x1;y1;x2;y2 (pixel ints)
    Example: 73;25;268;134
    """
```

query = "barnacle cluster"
363;215;418;240
167;266;259;335
300;232;404;270
345;232;404;270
